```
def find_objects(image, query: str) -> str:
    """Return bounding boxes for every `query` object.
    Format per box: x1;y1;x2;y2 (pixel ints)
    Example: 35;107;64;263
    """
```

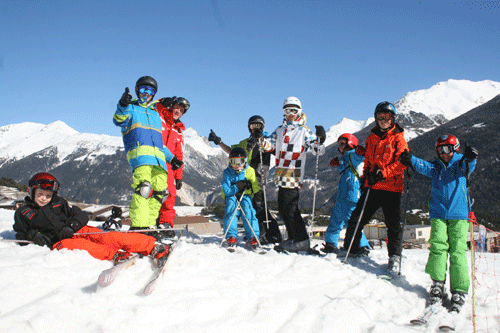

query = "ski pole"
307;147;320;238
343;187;371;263
219;191;246;247
0;239;33;244
74;227;186;236
258;137;271;228
236;197;262;247
399;167;412;276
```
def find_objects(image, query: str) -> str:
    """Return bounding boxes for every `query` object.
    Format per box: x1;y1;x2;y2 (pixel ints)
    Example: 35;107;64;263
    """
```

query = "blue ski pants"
223;194;260;240
325;199;370;248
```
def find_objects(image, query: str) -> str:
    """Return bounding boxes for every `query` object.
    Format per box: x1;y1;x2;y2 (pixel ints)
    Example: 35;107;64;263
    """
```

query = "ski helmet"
135;76;158;97
28;172;60;201
436;134;460;154
338;133;359;149
283;96;302;109
229;147;247;172
374;101;397;116
175;97;190;113
248;115;265;133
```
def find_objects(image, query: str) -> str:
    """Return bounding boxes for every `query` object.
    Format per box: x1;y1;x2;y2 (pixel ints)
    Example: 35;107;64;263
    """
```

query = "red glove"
330;157;340;167
355;146;366;156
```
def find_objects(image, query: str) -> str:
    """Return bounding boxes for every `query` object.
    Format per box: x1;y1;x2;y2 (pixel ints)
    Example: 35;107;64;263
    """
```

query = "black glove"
253;128;263;139
175;179;182;190
119;87;133;107
160;96;177;108
399;149;413;168
247;135;257;150
27;229;52;247
464;144;478;161
367;165;384;186
59;226;75;240
235;180;251;192
208;129;222;145
170;156;183;170
315;125;326;145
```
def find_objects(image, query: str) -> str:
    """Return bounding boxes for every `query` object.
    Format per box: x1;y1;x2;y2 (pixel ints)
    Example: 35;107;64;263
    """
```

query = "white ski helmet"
283;96;302;109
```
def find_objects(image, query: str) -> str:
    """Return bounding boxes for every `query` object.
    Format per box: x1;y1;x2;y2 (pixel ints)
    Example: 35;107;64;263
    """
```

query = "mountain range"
0;79;499;221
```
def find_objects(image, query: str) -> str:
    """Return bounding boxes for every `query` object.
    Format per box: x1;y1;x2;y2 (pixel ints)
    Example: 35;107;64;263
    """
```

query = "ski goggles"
437;145;454;154
338;138;348;146
283;107;300;115
249;123;263;130
137;85;156;96
33;179;60;192
229;157;246;168
375;112;393;121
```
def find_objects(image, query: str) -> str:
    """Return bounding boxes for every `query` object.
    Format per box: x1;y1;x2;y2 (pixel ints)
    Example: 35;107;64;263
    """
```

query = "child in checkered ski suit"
267;96;326;253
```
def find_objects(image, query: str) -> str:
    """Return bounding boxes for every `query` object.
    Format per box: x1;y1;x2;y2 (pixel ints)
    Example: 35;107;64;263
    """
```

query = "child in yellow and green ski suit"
113;76;183;230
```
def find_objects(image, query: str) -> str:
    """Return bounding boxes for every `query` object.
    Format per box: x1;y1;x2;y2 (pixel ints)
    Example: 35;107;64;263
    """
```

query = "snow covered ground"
0;207;498;333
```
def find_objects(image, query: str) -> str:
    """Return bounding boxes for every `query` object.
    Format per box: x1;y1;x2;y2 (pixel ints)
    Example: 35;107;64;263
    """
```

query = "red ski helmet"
338;133;359;149
436;134;460;154
28;172;60;200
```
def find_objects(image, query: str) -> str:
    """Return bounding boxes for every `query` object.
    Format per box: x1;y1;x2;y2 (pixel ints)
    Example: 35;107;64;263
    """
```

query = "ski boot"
275;239;310;253
247;237;260;251
387;255;401;273
428;279;446;306
450;291;466;313
227;236;237;251
320;242;340;254
150;243;171;266
112;250;131;265
158;223;176;239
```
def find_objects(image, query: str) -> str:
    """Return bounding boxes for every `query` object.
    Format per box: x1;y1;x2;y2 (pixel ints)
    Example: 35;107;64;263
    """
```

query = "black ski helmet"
229;147;247;159
135;76;158;97
248;115;265;133
175;97;190;113
374;101;397;116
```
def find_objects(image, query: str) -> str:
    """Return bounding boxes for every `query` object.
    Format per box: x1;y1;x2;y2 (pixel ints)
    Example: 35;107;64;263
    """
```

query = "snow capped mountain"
395;79;500;120
324;117;374;147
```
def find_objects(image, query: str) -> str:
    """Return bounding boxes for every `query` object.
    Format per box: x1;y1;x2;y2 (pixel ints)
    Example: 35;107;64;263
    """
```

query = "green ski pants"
129;165;168;228
425;218;470;293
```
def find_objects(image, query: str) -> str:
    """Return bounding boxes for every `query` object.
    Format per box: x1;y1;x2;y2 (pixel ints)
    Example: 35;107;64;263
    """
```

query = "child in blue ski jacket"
221;147;260;250
113;76;183;231
322;134;370;254
399;134;478;312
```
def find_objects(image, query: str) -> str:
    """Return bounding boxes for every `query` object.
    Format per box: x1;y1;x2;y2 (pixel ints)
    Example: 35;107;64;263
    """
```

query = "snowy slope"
0;208;497;333
324;117;374;147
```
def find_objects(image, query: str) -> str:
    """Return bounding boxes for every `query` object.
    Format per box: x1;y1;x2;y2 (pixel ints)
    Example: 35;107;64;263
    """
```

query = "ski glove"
170;156;183;170
208;129;222;145
399;149;413;168
315;125;326;145
160;96;177;108
464;144;478;161
367;165;384;186
175;179;182;190
355;146;366;157
119;87;133;107
59;226;75;240
27;229;52;247
330;157;340;167
235;180;251;193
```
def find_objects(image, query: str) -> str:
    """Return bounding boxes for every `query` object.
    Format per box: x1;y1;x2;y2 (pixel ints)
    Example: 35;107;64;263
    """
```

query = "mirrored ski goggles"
437;145;454;154
249;123;263;130
229;157;246;167
137;85;156;96
33;179;60;192
283;107;300;115
376;112;393;121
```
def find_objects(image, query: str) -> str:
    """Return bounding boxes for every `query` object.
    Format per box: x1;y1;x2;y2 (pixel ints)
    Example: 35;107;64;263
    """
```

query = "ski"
97;254;139;288
438;309;459;331
143;230;183;296
409;302;440;326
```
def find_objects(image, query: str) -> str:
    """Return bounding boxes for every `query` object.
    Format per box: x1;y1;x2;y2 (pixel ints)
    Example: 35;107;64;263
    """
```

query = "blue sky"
1;0;499;146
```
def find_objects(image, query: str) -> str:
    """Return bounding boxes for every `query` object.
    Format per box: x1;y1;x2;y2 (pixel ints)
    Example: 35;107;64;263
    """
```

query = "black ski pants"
344;188;403;257
278;187;308;243
252;190;282;243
